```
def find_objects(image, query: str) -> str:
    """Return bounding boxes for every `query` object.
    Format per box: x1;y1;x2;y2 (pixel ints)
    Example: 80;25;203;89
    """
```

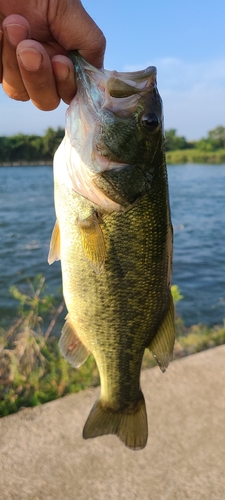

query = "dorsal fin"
148;291;175;372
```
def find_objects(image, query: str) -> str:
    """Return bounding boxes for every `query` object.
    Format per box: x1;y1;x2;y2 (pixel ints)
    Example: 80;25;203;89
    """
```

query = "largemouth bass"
48;52;175;450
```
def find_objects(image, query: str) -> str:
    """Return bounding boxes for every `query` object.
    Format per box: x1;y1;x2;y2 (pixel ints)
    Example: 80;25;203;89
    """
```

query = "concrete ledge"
1;346;225;499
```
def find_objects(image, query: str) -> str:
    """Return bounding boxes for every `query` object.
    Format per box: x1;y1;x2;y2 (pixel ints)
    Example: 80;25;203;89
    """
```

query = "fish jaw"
63;132;123;212
53;135;123;212
61;52;162;212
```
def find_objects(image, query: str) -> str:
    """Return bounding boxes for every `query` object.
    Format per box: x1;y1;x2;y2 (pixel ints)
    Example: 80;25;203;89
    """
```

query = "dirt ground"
0;345;225;500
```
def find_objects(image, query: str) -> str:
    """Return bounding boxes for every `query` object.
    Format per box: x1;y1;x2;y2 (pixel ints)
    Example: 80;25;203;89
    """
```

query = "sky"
1;0;225;140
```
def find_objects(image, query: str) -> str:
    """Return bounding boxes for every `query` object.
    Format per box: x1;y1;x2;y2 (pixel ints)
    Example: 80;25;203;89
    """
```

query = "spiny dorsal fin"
78;212;105;274
59;315;89;368
148;290;175;372
48;220;61;265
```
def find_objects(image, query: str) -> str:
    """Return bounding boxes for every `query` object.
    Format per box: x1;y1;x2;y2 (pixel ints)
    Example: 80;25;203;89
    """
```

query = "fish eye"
141;113;160;133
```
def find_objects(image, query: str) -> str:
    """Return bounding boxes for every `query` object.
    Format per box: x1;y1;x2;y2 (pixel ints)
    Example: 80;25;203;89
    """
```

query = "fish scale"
49;52;175;450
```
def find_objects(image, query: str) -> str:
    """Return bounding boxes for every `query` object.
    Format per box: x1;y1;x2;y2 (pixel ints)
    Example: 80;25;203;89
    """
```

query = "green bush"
0;275;99;417
1;277;225;417
166;148;225;164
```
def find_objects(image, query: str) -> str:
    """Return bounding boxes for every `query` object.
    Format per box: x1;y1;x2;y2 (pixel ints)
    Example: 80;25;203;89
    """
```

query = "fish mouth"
68;51;159;169
69;51;157;107
69;51;157;81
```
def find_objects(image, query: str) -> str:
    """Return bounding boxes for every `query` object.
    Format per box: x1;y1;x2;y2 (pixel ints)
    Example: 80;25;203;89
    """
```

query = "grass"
0;277;224;417
166;148;225;164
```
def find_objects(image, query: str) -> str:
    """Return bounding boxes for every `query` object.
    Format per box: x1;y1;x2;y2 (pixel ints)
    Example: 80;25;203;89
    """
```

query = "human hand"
0;0;105;110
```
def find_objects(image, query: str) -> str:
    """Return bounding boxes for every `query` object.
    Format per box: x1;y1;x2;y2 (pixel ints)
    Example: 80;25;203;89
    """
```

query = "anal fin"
48;220;61;265
78;212;105;274
83;391;148;450
148;290;175;372
59;315;89;368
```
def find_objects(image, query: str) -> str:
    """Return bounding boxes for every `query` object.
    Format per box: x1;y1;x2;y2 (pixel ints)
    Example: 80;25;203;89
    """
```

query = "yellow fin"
148;291;175;372
48;220;61;265
83;391;148;450
59;316;89;368
78;212;105;274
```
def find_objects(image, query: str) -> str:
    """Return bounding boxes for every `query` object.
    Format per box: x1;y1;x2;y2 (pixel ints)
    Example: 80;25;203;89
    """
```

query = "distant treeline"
0;127;64;164
1;125;225;164
166;125;225;164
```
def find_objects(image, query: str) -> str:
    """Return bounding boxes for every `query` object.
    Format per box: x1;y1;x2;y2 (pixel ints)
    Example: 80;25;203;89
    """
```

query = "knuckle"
2;82;29;101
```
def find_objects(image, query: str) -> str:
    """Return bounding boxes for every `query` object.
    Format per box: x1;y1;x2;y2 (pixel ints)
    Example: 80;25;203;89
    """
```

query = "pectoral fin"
78;212;105;274
48;220;61;265
59;315;90;368
148;291;175;372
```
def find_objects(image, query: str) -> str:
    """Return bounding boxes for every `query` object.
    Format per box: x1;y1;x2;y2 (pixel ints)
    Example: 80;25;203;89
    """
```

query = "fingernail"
5;24;29;46
18;49;42;71
52;61;70;80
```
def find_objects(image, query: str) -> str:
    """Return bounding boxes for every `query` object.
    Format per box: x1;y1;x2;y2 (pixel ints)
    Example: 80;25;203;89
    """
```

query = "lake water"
0;164;224;328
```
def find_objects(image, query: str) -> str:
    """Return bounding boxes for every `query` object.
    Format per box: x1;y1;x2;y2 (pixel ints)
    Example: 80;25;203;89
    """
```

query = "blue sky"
1;0;225;139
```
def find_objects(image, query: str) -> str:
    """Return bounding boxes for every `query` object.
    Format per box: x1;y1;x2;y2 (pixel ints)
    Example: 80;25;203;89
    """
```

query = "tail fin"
83;392;148;450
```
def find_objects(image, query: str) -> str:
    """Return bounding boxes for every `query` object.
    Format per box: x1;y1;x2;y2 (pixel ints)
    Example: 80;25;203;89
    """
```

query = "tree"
42;127;64;158
194;139;215;152
208;126;225;149
0;128;65;162
165;129;189;151
0;136;10;162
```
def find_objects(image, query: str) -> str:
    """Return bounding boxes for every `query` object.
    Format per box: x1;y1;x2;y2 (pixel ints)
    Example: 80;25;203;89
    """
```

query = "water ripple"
0;164;225;327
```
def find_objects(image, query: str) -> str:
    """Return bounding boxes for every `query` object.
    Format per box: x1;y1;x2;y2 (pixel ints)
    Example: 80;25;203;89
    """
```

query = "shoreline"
0;161;53;167
1;156;225;167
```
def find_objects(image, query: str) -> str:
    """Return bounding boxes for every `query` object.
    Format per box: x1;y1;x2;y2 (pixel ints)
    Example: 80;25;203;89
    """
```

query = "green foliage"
171;284;183;304
1;277;225;417
165;125;225;163
0;127;64;163
195;139;216;152
208;125;225;149
0;275;99;417
2;125;225;164
177;322;225;355
42;127;64;157
166;148;225;164
165;129;190;151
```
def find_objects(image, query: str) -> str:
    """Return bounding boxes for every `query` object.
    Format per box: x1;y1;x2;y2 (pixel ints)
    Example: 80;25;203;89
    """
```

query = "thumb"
48;0;106;68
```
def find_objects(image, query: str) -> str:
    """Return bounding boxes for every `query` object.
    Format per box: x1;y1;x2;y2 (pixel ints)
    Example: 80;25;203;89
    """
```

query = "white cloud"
124;58;225;139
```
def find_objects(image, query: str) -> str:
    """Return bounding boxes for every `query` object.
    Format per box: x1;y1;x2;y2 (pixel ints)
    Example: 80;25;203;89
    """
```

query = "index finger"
0;27;2;82
47;0;106;68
